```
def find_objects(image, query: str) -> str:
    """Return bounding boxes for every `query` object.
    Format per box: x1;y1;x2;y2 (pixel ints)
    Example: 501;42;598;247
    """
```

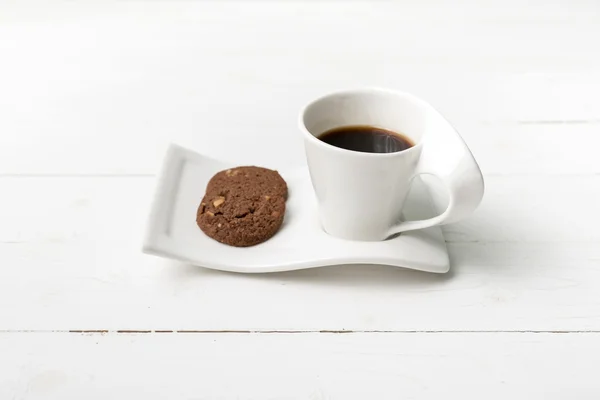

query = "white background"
1;0;600;398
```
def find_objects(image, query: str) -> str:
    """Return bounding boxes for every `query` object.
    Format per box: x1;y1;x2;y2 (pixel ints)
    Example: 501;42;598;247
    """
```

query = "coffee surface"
318;125;414;154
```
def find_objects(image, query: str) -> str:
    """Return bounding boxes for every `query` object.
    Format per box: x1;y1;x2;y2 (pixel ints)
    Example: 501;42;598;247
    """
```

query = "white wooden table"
1;1;599;398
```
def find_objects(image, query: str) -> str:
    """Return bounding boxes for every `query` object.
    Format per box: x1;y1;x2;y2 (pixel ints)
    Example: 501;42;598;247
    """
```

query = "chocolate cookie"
206;166;288;199
197;191;286;247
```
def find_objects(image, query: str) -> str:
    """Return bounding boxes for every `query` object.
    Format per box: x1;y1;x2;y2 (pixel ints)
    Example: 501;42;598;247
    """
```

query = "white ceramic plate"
142;144;449;273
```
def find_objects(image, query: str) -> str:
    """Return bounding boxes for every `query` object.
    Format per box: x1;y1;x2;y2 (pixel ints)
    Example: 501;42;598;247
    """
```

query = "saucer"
142;144;449;273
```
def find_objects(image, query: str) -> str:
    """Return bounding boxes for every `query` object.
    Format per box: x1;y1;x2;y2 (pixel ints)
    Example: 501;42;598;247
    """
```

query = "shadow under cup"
300;89;431;241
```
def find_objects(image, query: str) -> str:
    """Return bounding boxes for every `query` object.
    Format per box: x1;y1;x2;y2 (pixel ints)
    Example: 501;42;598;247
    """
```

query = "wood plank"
1;332;599;399
1;176;597;244
2;1;598;75
1;1;599;175
0;177;599;331
2;241;599;332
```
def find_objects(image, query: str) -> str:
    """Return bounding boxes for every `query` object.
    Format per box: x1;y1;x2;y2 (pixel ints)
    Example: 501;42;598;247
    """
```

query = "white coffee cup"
300;87;484;241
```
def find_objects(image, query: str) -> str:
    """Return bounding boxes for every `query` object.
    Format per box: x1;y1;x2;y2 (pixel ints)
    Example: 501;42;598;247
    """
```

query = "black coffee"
318;125;414;154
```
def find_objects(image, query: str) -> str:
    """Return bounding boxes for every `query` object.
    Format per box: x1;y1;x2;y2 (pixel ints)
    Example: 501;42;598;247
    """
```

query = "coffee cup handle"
387;129;485;235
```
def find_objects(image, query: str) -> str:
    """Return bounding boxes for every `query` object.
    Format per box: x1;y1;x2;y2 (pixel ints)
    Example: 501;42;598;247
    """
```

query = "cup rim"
298;86;427;158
